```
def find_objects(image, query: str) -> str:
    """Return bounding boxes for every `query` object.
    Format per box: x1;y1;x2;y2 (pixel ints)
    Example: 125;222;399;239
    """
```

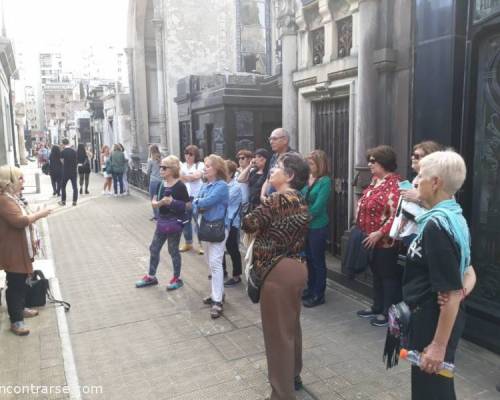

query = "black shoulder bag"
26;270;71;312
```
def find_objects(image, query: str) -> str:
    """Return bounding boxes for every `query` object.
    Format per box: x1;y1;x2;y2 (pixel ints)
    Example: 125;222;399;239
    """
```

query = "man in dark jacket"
59;138;78;206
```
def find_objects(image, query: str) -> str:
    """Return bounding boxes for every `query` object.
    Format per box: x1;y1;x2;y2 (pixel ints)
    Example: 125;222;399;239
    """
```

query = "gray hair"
419;150;466;196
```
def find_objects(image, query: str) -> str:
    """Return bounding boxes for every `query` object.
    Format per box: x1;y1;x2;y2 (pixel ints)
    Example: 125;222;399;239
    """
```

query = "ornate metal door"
314;97;349;256
468;33;500;326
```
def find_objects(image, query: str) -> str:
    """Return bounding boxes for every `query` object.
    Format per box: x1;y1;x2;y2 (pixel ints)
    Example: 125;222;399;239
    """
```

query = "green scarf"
414;199;470;279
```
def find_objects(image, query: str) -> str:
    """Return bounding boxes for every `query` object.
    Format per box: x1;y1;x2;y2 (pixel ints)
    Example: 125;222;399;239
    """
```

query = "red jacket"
356;173;401;248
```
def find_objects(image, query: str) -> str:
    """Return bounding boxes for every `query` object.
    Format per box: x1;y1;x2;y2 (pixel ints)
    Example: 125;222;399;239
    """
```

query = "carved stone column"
318;0;334;63
153;0;168;155
355;0;378;182
125;47;140;167
277;0;298;149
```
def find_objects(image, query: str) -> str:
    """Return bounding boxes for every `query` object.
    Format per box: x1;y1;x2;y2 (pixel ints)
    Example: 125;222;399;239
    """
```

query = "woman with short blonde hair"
162;155;181;179
400;150;471;400
0;165;52;336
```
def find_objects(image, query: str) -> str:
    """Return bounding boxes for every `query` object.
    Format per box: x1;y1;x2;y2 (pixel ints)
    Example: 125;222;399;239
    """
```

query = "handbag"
383;301;411;369
198;216;226;242
25;270;71;311
157;217;183;234
41;163;50;175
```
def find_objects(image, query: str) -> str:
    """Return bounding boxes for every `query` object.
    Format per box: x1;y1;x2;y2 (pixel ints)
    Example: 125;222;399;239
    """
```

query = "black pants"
61;175;78;203
222;227;242;277
112;172;124;194
6;272;28;323
79;172;90;192
50;171;61;195
370;247;402;316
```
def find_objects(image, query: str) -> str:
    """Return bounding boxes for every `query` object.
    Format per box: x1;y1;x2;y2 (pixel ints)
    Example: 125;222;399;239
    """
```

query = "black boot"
303;295;325;308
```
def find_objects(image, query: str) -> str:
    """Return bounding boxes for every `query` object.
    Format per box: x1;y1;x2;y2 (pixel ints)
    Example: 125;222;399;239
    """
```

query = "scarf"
5;193;38;259
414;199;470;279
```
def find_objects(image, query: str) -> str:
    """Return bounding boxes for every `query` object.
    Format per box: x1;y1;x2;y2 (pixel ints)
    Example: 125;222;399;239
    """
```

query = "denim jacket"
227;179;242;228
193;180;229;224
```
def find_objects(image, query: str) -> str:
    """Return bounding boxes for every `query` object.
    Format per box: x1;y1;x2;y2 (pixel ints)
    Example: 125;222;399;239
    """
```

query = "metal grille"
314;97;349;256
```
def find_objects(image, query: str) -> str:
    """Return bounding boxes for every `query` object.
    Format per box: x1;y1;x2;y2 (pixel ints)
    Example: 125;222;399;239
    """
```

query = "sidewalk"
1;167;500;399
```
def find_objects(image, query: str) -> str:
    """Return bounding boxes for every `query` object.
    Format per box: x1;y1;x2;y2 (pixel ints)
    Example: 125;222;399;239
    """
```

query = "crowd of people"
1;126;481;400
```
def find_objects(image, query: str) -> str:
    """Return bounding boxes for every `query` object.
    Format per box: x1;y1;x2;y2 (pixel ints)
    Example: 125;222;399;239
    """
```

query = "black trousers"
61;175;78;203
79;172;90;192
50;171;62;195
6;272;28;323
222;227;242;277
370;247;402;316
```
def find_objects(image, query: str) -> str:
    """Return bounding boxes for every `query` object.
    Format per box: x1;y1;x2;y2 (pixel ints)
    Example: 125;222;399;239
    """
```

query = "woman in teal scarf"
402;150;473;400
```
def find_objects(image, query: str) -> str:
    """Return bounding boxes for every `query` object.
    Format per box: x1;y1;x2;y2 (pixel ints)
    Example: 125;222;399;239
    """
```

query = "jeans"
61;175;78;203
112;172;124;194
202;229;229;302
79;172;90;192
182;199;199;244
370;247;402;316
6;272;28;323
222;226;242;277
148;229;182;277
50;171;61;195
149;179;161;219
305;226;328;298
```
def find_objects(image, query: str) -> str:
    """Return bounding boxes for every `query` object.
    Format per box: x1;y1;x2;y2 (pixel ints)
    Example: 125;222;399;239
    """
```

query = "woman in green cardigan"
301;150;332;307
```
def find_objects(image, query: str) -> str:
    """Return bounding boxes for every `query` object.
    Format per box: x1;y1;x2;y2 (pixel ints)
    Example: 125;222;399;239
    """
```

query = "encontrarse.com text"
0;385;103;395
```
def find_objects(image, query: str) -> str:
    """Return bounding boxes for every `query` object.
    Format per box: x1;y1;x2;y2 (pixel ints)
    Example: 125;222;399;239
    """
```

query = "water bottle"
399;348;455;378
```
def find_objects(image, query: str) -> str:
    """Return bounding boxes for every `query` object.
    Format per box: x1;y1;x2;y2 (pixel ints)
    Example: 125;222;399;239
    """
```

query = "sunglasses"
411;153;422;160
238;156;248;160
367;158;377;164
160;166;171;170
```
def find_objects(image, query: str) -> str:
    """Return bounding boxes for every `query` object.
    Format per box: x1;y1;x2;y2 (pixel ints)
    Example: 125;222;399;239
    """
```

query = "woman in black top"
402;150;473;400
135;155;190;291
238;148;270;212
48;145;62;196
77;144;91;195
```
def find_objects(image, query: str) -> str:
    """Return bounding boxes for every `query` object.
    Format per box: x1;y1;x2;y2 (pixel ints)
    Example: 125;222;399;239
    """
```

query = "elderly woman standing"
192;154;229;319
356;145;402;327
242;153;310;400
0;165;52;335
403;150;471;400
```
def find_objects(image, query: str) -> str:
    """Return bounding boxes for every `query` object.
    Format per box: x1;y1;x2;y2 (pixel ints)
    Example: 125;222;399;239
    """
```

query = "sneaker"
135;275;159;288
210;302;223;319
224;277;241;287
179;243;193;252
356;309;378;318
58;201;66;206
370;316;388;327
294;375;303;391
197;247;204;255
10;321;30;336
166;277;184;291
23;308;39;318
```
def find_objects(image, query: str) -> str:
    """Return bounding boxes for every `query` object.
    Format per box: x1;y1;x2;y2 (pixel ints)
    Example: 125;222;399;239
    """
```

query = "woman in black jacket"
49;145;62;196
77;144;91;195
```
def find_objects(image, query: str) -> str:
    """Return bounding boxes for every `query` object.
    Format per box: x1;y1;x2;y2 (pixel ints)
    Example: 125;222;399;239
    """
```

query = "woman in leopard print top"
242;152;310;400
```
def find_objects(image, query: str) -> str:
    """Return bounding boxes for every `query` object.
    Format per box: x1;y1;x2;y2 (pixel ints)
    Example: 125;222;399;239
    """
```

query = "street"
1;167;500;400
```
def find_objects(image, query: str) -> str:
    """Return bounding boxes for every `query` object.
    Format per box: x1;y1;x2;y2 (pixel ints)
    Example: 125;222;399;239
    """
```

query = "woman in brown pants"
242;153;310;400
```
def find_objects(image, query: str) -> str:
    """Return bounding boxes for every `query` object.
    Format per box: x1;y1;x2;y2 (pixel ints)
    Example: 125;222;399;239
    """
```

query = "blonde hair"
419;150;466;196
0;165;22;194
306;149;329;177
162;155;181;178
225;159;238;178
205;154;228;181
149;144;161;161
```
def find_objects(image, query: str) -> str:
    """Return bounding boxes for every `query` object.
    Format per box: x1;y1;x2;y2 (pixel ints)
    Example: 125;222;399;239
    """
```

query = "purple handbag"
156;217;183;234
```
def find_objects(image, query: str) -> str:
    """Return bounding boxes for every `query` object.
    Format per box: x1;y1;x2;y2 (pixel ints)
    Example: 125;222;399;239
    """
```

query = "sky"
4;0;128;84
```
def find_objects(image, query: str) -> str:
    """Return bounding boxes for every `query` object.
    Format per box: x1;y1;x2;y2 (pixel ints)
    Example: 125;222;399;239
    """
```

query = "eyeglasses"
238;156;248;160
411;153;422;160
367;158;377;164
269;135;286;142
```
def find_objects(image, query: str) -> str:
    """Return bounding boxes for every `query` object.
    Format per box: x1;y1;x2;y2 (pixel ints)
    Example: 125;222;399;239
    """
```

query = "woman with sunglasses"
0;165;52;336
135;156;190;290
180;145;205;254
355;145;402;327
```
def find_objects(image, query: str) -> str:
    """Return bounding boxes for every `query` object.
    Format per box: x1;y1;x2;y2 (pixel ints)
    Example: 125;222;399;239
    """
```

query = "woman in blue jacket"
193;154;229;319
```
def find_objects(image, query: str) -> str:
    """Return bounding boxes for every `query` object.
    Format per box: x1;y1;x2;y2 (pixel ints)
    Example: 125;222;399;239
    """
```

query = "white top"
181;161;204;198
